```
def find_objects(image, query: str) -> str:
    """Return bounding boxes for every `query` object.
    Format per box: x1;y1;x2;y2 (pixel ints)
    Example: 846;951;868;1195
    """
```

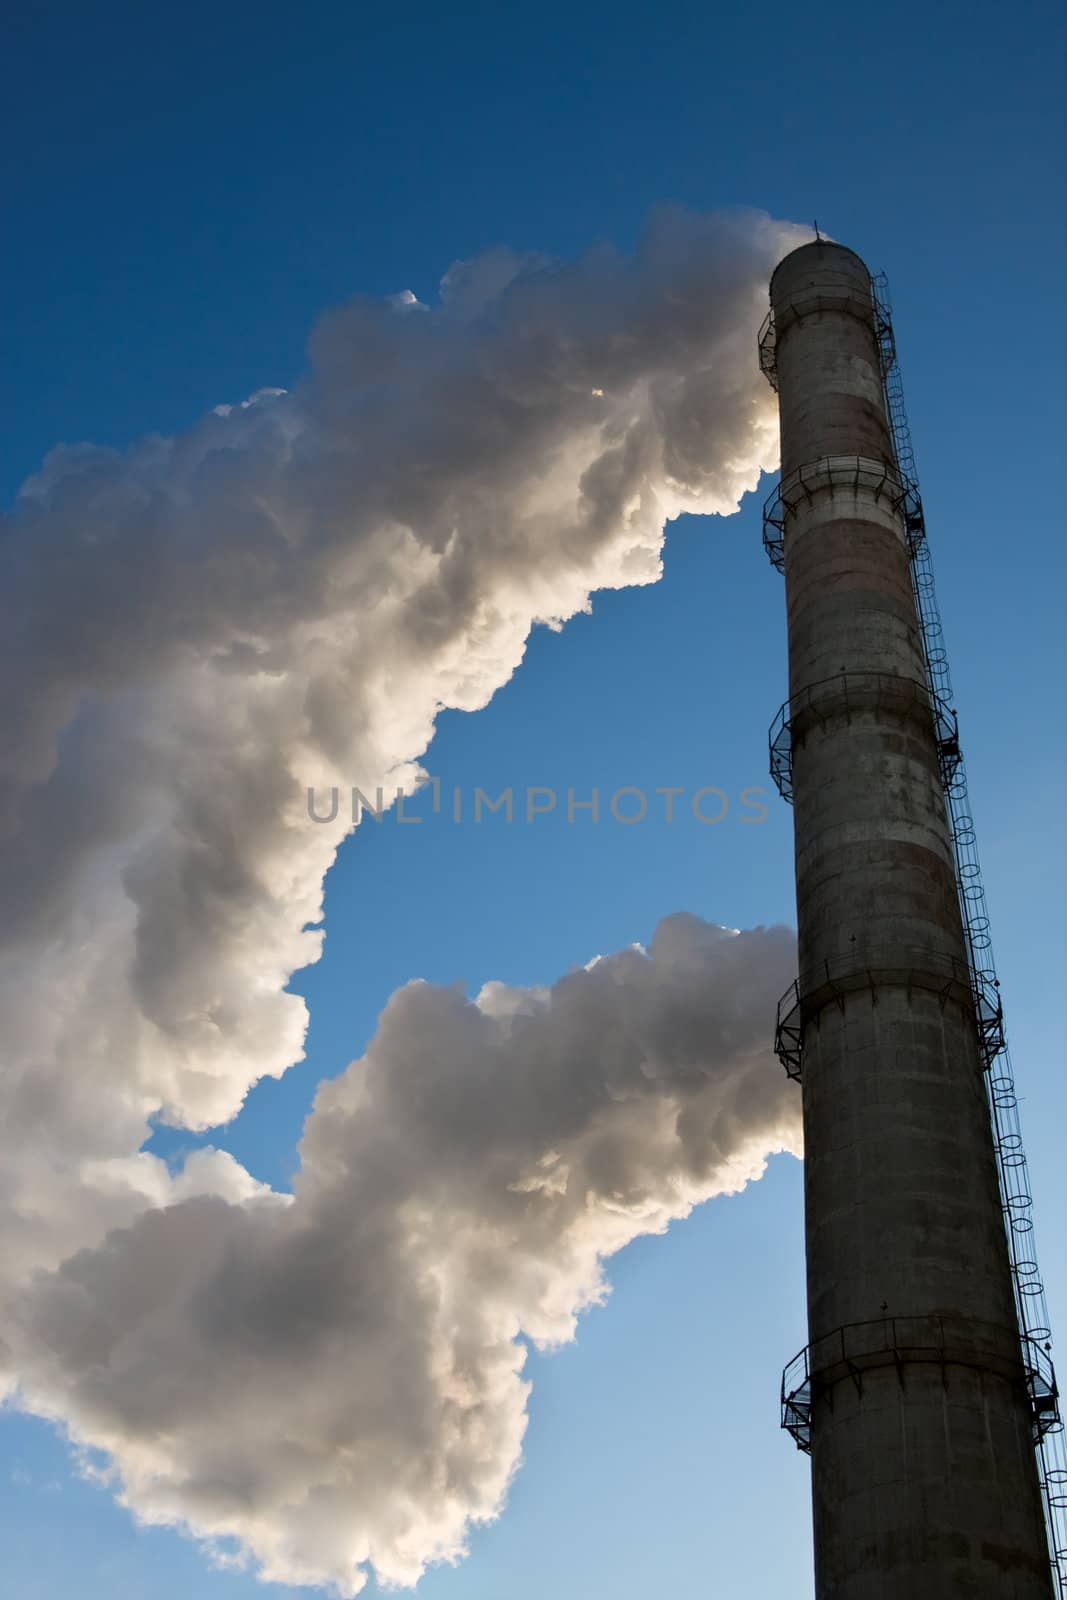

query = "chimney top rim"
770;239;873;296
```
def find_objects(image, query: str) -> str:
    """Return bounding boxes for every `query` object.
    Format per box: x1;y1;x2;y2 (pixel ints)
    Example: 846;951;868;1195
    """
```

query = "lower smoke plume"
0;205;809;1590
11;916;799;1594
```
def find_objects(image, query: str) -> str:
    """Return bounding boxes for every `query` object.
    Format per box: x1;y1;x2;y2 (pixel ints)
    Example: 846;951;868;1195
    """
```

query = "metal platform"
767;670;961;803
771;944;1005;1083
782;1314;1060;1455
761;453;925;573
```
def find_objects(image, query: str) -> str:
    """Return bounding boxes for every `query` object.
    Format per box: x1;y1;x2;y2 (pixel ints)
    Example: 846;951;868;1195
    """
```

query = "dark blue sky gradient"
4;0;1063;497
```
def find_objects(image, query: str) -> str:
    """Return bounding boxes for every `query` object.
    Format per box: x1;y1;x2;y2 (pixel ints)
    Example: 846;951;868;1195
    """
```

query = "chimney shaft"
765;240;1053;1598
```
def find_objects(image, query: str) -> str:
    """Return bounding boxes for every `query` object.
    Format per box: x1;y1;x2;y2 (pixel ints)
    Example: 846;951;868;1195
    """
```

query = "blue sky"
2;1;1065;1596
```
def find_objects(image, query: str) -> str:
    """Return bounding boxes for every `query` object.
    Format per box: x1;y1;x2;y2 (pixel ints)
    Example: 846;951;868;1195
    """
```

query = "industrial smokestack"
761;240;1057;1597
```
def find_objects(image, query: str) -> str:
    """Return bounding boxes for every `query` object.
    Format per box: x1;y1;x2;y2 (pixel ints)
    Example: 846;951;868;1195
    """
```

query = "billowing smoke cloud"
0;205;807;1590
10;915;799;1593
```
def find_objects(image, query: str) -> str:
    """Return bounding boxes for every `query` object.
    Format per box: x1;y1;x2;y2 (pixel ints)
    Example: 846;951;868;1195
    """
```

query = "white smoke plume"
0;205;808;1591
11;915;799;1592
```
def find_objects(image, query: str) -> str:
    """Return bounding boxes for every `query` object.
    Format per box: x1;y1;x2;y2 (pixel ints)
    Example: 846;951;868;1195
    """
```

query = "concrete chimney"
761;239;1055;1598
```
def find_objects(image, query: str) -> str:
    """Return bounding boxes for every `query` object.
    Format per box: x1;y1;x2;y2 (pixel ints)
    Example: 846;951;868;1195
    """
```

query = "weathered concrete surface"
770;239;1052;1598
